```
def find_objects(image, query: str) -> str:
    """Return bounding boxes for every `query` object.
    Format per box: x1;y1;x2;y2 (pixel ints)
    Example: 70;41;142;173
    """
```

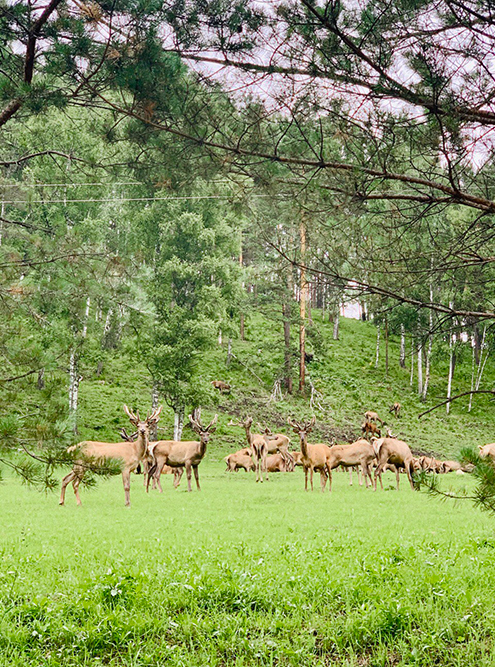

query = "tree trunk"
218;329;222;346
417;342;423;396
239;236;245;340
299;217;306;393
282;301;293;394
469;326;489;412
226;338;232;366
422;286;433;400
68;349;81;434
410;339;414;387
385;317;389;377
399;324;406;368
446;323;455;415
37;367;45;390
375;326;380;368
149;384;160;441
174;408;184;441
333;310;340;340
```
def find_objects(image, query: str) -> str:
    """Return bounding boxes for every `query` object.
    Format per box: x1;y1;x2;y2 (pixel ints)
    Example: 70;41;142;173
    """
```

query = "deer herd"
59;401;482;507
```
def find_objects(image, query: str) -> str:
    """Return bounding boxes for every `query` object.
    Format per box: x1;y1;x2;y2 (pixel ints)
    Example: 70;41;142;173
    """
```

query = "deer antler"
120;427;137;442
207;414;218;432
123;404;140;425
147;405;162;425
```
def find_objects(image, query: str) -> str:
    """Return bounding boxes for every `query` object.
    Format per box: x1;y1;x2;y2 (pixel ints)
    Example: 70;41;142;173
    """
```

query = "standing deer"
288;416;333;491
364;410;384;426
229;417;269;483
389;402;401;418
258;424;294;471
60;405;162;507
147;414;218;492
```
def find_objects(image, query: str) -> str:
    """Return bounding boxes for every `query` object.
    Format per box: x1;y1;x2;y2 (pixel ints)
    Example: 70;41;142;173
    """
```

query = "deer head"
124;405;162;437
189;414;218;442
288;416;316;437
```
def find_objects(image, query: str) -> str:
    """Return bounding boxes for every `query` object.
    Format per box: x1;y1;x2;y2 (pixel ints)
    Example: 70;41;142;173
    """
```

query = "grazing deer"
373;437;416;491
364;410;384;426
361;420;381;439
60;405;162;507
211;380;231;393
389;402;401;418
288;416;333;491
229;417;268;482
148;414;218;492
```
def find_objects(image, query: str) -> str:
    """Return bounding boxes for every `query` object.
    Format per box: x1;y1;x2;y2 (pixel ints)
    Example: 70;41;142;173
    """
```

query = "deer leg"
148;459;163;493
320;469;327;492
395;466;400;491
310;466;314;491
59;470;75;505
73;475;83;506
348;468;353;486
185;462;193;492
264;453;269;482
374;464;384;491
193;465;201;491
327;465;333;492
304;466;309;491
142;459;149;488
406;461;415;491
122;469;131;507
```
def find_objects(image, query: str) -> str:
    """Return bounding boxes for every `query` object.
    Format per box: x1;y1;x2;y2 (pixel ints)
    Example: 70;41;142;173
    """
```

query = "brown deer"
211;380;231;393
229;417;269;482
60;405;162;507
120;427;182;490
389;402;401;418
147;414;218;492
288;416;333;491
258;424;294;471
364;410;384;426
373;437;416;491
224;449;255;472
361;420;381;439
325;439;378;491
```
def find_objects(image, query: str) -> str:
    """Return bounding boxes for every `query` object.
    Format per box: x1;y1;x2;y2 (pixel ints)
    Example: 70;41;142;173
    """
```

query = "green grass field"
3;315;495;665
2;465;495;666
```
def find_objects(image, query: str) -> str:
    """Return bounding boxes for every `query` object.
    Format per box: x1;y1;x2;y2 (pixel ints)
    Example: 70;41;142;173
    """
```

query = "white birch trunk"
218;330;222;346
417;342;423;396
422;288;433;400
399;324;406;368
468;342;476;413
446;320;455;415
333;311;340;340
0;200;4;246
82;297;90;338
410;339;414;387
375;326;380;368
227;338;232;365
174;409;184;441
469;326;489;412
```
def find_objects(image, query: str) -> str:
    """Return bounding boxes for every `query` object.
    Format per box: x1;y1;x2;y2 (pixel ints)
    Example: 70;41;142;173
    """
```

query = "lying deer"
224;449;255;472
60;405;162;507
148;414;218;492
288;416;332;491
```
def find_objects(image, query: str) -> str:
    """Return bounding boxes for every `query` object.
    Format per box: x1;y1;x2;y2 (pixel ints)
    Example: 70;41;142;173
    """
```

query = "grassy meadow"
2;467;495;666
3;315;495;665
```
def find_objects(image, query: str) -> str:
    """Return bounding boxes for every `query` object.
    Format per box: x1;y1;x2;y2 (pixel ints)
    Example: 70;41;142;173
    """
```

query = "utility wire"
0;194;282;204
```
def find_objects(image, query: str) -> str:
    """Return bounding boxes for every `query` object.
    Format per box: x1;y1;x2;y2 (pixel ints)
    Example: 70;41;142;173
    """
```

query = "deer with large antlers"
147;414;218;492
229;417;269;482
288;416;333;491
60;405;162;507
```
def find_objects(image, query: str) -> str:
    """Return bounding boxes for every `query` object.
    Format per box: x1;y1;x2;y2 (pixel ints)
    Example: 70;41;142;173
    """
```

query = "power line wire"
0;194;281;204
